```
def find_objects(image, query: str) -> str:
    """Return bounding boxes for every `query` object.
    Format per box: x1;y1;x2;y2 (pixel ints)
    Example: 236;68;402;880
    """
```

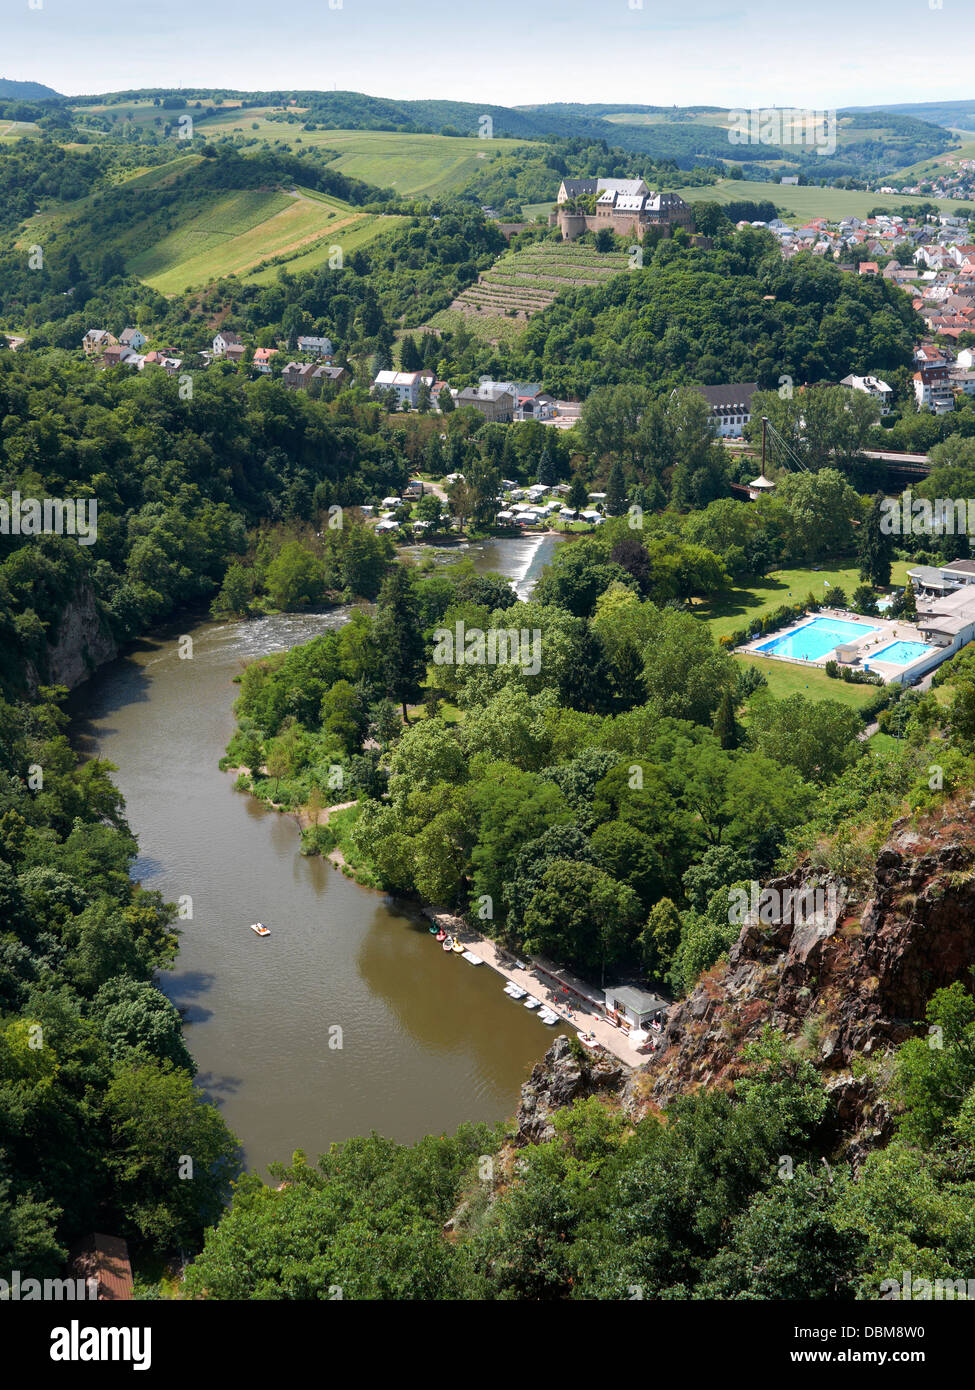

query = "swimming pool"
869;640;937;667
755;617;877;662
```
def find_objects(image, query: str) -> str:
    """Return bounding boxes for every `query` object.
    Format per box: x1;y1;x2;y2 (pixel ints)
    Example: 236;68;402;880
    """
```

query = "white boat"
505;984;526;1000
462;951;483;965
523;996;541;1010
250;922;271;938
538;1011;558;1025
577;1031;598;1049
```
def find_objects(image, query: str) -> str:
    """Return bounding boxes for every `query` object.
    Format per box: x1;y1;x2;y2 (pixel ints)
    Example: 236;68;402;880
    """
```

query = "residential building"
455;381;517;422
282;361;348;391
372;369;434;408
296;335;334;358
691;382;759;438
119;327;147;352
212;330;245;360
253;347;278;374
83;328;118;355
840;373;894;415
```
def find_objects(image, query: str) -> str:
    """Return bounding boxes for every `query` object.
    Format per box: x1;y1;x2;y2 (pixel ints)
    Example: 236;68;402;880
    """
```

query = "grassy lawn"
696;561;912;641
735;654;881;710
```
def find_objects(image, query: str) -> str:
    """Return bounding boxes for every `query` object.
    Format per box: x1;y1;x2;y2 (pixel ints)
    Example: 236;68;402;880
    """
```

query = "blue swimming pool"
869;640;937;667
755;617;877;662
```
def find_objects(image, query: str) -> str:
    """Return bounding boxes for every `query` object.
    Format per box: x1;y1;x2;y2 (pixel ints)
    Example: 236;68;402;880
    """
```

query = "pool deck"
740;608;943;683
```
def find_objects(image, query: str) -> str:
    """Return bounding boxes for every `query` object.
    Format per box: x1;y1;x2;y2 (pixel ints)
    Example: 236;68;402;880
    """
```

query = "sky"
1;0;972;110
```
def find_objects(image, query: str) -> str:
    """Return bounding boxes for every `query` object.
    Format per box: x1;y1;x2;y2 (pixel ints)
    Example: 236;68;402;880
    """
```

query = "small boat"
577;1031;598;1050
451;940;465;954
435;929;447;942
428;924;438;934
523;996;541;1010
462;951;482;965
538;1011;558;1025
442;936;454;952
250;922;271;938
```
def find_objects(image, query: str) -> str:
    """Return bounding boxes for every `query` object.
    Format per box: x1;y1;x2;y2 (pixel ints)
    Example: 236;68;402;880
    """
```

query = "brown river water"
69;533;563;1171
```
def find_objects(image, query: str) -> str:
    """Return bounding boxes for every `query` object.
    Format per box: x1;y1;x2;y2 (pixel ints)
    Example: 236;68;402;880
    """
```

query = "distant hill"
0;77;62;101
845;99;975;133
70;90;956;179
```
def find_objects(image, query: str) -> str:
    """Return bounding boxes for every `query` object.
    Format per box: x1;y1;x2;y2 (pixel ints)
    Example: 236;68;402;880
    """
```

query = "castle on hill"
551;177;694;242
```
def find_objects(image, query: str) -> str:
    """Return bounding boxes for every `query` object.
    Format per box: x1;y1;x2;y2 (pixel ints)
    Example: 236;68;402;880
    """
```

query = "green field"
735;653;882;709
192;118;530;196
427;241;630;343
0;120;40;141
125;187;375;293
243;210;404;284
696;561;912;641
674;177;968;224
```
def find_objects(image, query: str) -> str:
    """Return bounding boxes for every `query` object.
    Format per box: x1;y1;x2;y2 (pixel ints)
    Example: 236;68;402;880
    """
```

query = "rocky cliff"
25;583;117;692
516;799;975;1158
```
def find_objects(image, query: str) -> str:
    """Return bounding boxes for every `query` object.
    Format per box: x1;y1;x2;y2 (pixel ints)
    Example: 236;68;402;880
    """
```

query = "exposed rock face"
643;806;975;1154
516;1035;625;1145
25;584;117;692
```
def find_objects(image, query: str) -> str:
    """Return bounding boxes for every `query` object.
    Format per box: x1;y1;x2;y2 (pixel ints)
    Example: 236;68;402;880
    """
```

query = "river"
69;532;563;1171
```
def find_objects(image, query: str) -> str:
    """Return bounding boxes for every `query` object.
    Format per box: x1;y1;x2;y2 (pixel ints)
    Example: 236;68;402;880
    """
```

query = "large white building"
372;369;434;408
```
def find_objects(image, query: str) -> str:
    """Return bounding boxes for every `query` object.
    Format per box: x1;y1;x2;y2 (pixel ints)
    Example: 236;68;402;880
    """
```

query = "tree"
567;474;588;517
211;561;254;618
605;459;627;517
858;492;893;587
522;859;642;976
104;1060;241;1251
712;687;741;750
374;567;427;720
639;897;682;979
265;543;325;611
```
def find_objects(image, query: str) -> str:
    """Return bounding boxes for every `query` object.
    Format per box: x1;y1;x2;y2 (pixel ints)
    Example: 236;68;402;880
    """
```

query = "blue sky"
1;0;971;109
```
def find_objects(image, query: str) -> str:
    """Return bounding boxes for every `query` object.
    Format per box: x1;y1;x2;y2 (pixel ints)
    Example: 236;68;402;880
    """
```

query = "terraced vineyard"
427;242;631;343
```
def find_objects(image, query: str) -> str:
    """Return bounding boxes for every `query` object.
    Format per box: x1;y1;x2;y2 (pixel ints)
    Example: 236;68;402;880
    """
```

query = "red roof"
68;1234;133;1301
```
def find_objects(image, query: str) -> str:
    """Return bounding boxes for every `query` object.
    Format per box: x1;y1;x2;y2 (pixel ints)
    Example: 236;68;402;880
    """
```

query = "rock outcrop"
24;583;117;692
516;1035;625;1145
639;802;975;1152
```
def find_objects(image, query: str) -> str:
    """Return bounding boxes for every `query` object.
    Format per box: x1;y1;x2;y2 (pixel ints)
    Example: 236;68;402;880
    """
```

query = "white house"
840;373;894;415
372;370;433;408
212;331;244;358
297;335;333;358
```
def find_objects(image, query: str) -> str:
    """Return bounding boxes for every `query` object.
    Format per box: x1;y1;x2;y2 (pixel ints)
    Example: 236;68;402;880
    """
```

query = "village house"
253;347;278;374
282;361;348;391
139;351;182;376
372;369;434;409
82;328;118;355
68;1234;134;1301
296;335;333;358
119;327;147;352
840;373;893;415
455;381;517;423
212;330;245;361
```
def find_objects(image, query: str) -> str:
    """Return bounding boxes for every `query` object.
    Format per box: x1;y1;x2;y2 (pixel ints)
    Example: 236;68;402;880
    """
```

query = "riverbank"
421;910;647;1068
